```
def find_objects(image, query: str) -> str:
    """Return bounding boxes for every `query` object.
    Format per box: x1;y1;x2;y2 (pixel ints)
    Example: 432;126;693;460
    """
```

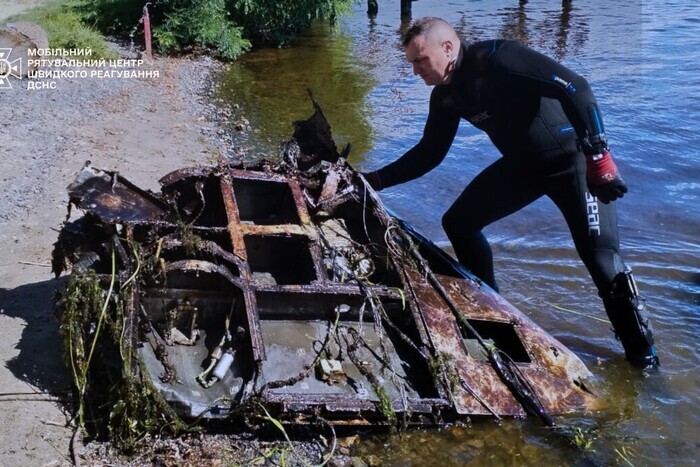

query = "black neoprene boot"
602;269;660;370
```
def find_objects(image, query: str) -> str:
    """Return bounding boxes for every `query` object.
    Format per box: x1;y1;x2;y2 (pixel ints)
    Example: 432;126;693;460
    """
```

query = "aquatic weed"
57;247;187;450
571;426;594;451
615;446;636;466
428;352;459;396
372;384;397;427
178;219;203;256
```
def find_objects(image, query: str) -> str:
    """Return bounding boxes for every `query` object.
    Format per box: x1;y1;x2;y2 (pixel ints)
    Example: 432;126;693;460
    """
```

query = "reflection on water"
496;0;589;60
217;22;375;158
499;1;531;43
216;0;699;464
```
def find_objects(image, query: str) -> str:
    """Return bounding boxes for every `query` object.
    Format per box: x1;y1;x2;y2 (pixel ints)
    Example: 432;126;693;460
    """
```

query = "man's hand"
361;171;383;191
586;150;628;203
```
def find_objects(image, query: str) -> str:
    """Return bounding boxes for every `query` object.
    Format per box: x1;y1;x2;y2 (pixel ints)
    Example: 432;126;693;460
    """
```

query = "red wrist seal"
586;150;618;184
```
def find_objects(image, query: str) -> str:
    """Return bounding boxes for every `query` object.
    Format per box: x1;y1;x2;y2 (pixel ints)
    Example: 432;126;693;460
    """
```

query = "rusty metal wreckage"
51;99;597;434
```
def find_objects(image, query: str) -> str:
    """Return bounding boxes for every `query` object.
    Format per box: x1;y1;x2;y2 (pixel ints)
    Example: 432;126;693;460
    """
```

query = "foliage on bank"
8;0;352;60
79;0;353;59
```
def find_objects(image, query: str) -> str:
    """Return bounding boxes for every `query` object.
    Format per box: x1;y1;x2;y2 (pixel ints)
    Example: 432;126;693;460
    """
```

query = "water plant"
428;352;459;397
372;383;397;427
571;426;593;451
56;244;187;450
177;219;203;256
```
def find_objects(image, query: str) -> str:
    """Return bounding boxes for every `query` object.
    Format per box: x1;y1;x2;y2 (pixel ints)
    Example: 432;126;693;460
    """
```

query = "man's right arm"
366;87;460;190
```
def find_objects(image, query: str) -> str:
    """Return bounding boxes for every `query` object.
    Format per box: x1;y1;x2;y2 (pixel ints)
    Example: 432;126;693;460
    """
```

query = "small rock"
339;434;360;449
464;438;485;449
329;455;352;467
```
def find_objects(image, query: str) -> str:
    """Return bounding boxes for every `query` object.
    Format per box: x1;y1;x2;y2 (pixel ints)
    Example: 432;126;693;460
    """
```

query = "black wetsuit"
376;39;626;293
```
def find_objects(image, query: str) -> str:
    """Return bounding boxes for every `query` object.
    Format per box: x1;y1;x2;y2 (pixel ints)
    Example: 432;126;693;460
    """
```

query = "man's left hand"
586;150;628;203
590;174;628;203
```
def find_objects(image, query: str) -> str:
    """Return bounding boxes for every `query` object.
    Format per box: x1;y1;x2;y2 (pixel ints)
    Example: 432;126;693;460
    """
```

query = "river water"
217;0;699;464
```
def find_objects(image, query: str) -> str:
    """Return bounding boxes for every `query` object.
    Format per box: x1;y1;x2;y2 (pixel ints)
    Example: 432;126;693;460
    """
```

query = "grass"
7;0;119;60
571;427;594;451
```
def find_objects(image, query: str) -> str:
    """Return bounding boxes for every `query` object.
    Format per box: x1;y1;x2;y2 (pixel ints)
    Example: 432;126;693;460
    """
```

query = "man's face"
405;34;452;86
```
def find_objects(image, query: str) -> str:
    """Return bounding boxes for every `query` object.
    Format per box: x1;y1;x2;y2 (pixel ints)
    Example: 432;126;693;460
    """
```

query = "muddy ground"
0;35;355;465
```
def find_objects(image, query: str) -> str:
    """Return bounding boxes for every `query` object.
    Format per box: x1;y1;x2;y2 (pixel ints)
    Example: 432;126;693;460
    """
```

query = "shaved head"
403;17;461;86
403;17;460;48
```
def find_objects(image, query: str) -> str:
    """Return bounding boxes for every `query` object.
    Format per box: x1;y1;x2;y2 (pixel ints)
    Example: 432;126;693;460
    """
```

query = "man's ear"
443;40;454;57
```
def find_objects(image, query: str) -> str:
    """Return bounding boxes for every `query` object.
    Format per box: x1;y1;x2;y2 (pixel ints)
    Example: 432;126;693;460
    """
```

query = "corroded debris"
52;102;596;440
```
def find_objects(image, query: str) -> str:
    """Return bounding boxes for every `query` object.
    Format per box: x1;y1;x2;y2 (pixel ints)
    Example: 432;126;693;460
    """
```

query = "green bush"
9;0;351;60
77;0;352;59
77;0;248;59
154;0;250;59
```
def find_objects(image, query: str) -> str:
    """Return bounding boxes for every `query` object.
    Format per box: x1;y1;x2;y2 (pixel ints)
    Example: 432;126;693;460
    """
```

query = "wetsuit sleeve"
375;87;460;188
493;41;608;152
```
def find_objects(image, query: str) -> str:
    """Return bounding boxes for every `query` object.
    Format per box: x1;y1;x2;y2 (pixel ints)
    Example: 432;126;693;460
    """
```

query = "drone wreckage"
52;101;596;442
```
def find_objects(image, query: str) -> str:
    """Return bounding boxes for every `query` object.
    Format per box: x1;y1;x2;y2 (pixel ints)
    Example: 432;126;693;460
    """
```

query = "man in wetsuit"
362;17;659;369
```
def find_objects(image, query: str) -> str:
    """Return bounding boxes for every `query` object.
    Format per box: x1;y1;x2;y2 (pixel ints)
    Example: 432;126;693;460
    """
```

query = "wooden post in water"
368;0;378;16
401;0;412;18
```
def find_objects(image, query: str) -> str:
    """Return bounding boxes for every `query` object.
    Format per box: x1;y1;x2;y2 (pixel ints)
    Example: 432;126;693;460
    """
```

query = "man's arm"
493;41;627;202
369;87;460;190
493;40;605;146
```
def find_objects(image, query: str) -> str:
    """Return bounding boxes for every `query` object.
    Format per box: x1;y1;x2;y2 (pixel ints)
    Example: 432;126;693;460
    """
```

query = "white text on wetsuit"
586;193;601;235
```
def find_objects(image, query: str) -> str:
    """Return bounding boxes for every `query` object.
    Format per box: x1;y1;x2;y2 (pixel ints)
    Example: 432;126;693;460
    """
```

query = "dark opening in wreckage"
52;98;596;435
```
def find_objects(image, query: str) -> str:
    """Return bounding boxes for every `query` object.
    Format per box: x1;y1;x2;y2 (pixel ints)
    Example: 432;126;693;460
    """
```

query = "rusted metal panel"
68;165;171;223
158;165;216;186
221;173;247;263
404;270;523;416
438;274;596;413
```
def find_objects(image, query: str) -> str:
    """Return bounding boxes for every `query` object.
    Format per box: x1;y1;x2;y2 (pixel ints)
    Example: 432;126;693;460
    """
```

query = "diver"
362;17;659;369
